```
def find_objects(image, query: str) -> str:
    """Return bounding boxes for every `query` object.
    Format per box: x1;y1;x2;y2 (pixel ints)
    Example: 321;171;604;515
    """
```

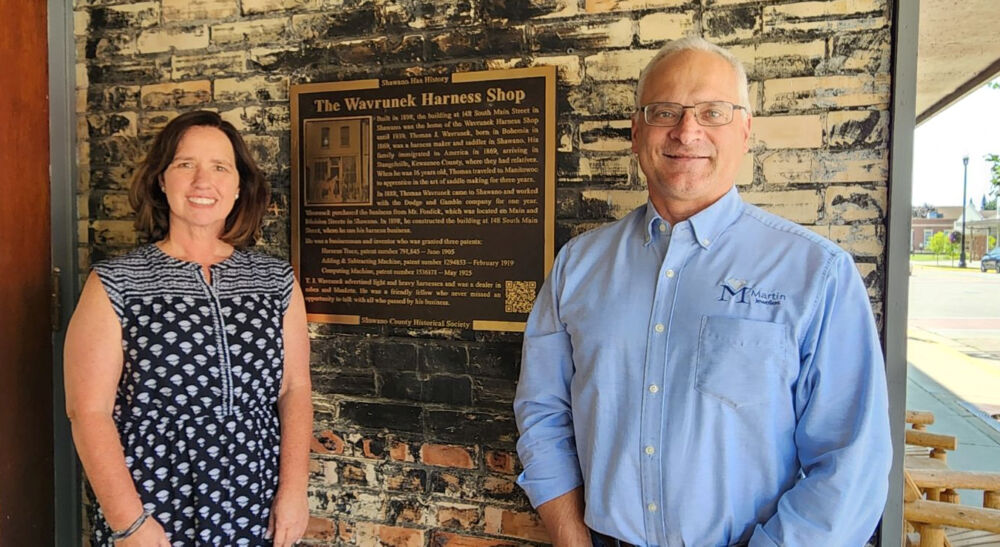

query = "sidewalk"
907;326;1000;505
910;260;985;273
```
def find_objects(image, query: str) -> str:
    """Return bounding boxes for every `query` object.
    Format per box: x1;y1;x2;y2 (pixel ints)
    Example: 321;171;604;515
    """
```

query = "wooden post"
940;488;959;504
919;524;946;547
985;490;1000;509
931;448;947;463
906;410;935;426
925;487;942;501
905;499;1000;533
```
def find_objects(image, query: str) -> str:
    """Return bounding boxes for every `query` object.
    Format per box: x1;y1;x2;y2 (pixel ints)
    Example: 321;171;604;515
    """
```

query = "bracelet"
110;508;153;541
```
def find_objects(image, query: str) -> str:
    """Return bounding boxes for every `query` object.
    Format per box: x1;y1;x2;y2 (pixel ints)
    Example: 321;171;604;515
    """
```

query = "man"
513;37;891;547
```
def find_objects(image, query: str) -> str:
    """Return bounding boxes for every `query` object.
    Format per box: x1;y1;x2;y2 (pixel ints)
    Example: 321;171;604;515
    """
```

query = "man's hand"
267;487;310;547
536;487;591;547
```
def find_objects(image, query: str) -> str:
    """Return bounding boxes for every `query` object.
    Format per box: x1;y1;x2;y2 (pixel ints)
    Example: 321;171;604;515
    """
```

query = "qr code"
505;280;537;313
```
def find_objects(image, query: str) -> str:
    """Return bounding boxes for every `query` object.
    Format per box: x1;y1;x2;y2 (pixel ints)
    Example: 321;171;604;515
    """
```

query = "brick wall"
75;0;894;544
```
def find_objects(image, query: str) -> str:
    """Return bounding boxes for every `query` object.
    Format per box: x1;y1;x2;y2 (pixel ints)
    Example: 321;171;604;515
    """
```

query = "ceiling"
916;0;1000;124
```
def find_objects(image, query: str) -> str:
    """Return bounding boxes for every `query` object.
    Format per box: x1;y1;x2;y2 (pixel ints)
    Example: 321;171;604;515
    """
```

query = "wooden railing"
903;410;1000;547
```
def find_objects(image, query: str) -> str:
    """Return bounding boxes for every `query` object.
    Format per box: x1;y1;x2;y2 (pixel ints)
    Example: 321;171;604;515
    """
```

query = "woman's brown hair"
128;110;270;247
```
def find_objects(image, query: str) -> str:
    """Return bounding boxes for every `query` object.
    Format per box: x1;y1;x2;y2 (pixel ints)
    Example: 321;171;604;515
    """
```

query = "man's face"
632;49;750;218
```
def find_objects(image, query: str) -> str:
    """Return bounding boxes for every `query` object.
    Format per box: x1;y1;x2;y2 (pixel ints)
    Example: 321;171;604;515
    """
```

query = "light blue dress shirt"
514;187;890;547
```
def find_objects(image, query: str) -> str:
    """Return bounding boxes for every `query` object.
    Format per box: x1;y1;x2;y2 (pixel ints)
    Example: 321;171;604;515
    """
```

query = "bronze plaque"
291;67;556;331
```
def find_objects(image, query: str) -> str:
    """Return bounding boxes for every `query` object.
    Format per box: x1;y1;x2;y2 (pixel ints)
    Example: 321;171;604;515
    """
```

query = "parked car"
981;248;1000;272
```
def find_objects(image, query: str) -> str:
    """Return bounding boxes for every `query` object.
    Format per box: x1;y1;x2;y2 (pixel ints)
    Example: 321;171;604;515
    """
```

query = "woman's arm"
64;272;169;544
268;280;313;547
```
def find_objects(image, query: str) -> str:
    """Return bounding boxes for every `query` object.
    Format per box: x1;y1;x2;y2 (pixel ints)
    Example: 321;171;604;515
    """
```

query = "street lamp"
959;155;969;268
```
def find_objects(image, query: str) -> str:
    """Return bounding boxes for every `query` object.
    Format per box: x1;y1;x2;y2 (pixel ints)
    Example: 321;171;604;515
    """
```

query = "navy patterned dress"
91;244;294;546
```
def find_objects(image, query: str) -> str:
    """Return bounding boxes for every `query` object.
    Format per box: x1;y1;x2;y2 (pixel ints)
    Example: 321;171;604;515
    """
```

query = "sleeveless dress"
91;244;294;546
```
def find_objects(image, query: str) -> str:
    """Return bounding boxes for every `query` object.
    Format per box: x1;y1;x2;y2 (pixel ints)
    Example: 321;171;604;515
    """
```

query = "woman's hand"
116;516;171;546
268;487;309;547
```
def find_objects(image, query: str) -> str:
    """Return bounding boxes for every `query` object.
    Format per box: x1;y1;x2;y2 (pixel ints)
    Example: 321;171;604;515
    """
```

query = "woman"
65;110;312;546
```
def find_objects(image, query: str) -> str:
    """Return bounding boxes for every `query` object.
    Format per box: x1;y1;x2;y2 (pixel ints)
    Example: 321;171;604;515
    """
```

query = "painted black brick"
482;474;524;502
313;335;371;369
428;470;479;497
555;222;574;250
419;342;470;375
704;6;759;42
379;370;423;401
556;187;581;218
338;462;371;486
423;375;473;406
531;21;623;52
380;371;474;406
383;466;428;492
468;342;520;380
89;6;156;30
473;376;517;409
88;60;167;85
580;123;631;147
333;35;425;66
87;86;140;111
88;190;129;219
300;8;378;41
427;26;526;60
370;339;419;371
87;113;134;138
89;136;148;169
481;0;564;21
425;410;517;445
313;367;378;397
387;499;428;523
340;401;423;433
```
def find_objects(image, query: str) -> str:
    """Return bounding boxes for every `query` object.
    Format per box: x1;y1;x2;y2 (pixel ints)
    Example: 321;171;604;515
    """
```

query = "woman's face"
160;125;241;237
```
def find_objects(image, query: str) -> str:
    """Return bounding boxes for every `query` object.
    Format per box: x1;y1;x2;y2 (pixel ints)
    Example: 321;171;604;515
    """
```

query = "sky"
911;82;1000;208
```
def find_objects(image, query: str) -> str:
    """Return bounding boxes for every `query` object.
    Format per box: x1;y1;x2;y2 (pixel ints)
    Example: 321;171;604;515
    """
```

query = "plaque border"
290;68;557;331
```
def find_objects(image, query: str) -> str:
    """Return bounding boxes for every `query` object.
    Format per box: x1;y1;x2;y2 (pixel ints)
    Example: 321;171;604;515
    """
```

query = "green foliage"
990;235;997;250
926;231;958;263
989;81;1000;197
987;153;1000;198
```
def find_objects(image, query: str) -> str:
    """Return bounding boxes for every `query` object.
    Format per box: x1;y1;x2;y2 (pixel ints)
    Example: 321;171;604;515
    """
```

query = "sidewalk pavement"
906;326;1000;505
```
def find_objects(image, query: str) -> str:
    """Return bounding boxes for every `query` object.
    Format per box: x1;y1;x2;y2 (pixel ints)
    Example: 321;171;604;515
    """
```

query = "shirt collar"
641;186;744;250
642;199;669;246
687;186;744;250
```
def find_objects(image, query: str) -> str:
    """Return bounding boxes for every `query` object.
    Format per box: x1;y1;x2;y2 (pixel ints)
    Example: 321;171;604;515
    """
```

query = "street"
906;263;1000;506
909;263;1000;357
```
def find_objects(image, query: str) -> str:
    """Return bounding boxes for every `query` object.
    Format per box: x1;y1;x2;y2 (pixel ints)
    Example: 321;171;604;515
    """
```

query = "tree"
989;80;1000;198
913;203;937;218
987;153;1000;199
926;231;953;264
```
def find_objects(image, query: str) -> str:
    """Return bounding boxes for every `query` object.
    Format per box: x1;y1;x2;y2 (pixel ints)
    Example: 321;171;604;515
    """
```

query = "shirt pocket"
695;315;795;409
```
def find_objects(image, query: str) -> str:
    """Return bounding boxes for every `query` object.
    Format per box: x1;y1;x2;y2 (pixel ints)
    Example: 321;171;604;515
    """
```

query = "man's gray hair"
635;36;751;114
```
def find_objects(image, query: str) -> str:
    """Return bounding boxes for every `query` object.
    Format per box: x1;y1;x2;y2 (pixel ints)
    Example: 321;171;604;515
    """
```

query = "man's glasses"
638;101;747;127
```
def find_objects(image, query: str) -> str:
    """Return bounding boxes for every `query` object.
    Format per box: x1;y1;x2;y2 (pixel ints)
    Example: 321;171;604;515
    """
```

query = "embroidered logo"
718;278;786;306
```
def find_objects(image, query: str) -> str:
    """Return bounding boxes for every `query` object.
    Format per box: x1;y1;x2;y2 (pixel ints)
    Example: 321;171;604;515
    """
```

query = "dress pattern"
91;244;294;546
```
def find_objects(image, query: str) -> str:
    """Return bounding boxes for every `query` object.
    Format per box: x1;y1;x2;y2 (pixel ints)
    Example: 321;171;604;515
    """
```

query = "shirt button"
645;445;655;455
649;384;659;393
701;238;711;246
654;323;664;333
658;223;666;232
665;269;675;278
648;503;658;512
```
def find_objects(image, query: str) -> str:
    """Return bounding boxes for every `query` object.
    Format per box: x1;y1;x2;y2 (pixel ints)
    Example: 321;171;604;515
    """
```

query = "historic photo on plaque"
303;117;372;206
291;67;556;332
